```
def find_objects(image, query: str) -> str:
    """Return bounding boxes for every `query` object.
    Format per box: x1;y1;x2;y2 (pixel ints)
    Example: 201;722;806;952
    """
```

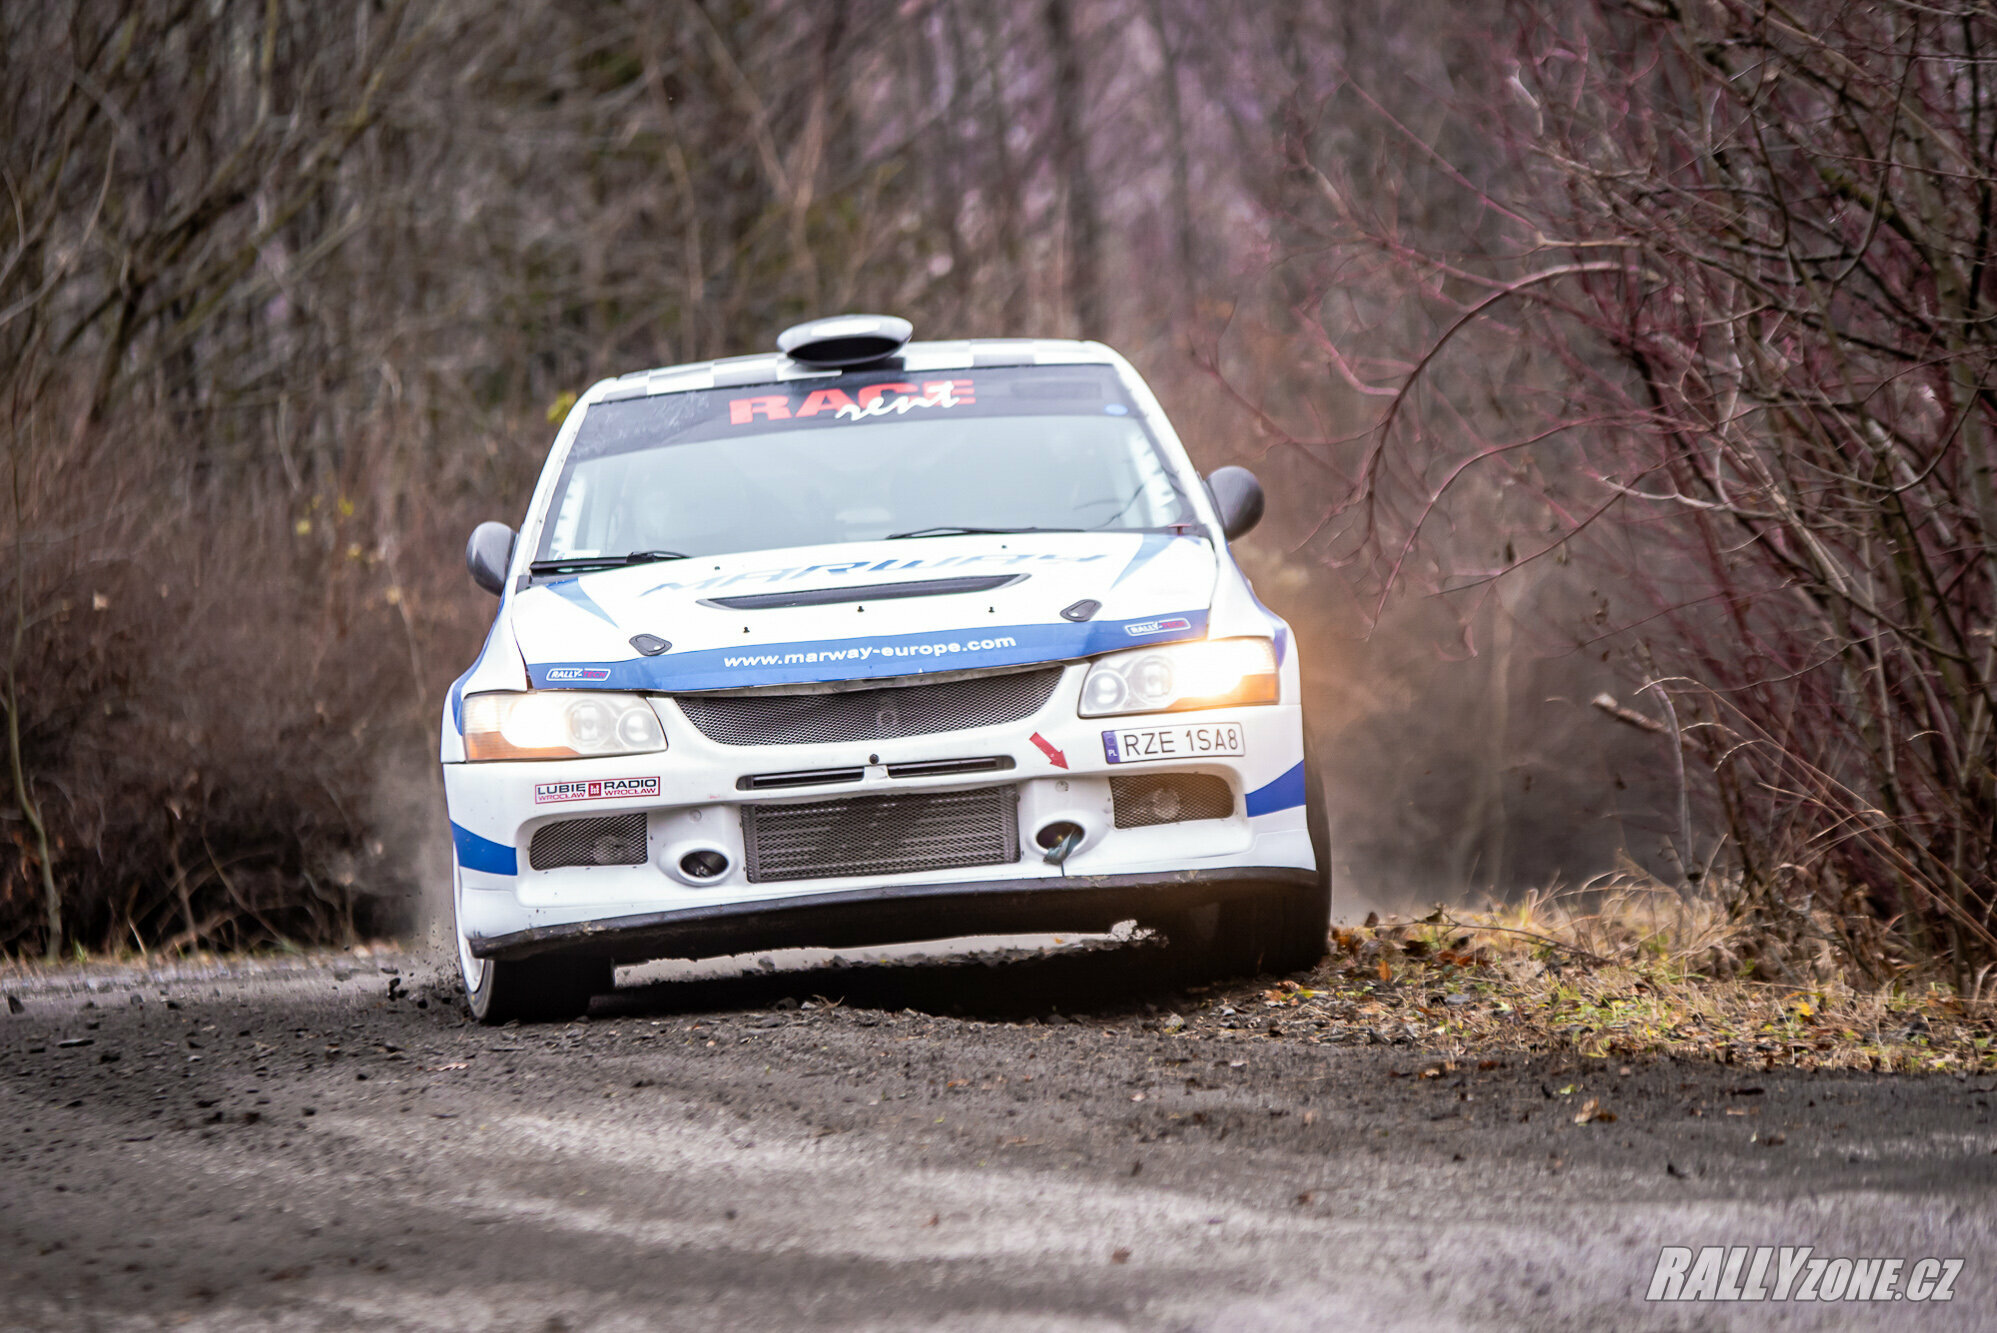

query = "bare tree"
1286;0;1997;978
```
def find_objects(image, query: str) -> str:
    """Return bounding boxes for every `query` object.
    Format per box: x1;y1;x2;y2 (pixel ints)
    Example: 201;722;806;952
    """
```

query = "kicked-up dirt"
2;940;1992;1330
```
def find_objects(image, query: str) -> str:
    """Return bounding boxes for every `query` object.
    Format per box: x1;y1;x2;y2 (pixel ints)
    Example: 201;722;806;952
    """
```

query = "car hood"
507;532;1216;692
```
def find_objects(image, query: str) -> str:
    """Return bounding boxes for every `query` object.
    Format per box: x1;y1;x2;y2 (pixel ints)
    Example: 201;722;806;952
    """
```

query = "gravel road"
3;941;1992;1331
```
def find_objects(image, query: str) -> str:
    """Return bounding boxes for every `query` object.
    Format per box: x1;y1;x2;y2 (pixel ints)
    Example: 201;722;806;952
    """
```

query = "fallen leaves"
1572;1098;1617;1125
1254;910;1997;1074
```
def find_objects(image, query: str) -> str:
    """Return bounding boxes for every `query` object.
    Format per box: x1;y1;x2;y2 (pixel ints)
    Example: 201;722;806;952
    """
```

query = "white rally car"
443;315;1330;1021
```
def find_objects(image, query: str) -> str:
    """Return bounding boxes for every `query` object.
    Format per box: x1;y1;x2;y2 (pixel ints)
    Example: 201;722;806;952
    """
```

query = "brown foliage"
12;0;1968;986
0;0;1275;955
1285;1;1997;979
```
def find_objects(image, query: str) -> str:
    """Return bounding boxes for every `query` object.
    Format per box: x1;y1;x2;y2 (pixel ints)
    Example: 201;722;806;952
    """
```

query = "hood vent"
701;573;1025;611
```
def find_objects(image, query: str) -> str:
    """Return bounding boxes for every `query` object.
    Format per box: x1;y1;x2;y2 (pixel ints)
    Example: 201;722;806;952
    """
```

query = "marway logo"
643;549;1108;595
1125;617;1192;637
535;777;660;805
545;666;611;682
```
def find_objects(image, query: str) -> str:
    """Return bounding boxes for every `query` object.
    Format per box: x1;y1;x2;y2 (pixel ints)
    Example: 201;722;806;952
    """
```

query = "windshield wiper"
885;525;1085;540
528;550;690;575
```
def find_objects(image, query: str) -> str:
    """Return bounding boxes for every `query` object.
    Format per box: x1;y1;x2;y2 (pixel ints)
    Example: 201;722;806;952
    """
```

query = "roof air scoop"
777;313;913;369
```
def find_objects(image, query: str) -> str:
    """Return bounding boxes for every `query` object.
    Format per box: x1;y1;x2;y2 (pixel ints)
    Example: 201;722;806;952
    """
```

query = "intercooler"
742;785;1020;883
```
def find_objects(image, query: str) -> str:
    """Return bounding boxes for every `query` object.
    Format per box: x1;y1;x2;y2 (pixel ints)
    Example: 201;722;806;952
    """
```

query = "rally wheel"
455;856;610;1023
1153;745;1333;979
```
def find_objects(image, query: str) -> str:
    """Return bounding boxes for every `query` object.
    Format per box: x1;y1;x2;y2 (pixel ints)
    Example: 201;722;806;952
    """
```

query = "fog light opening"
1036;821;1085;866
679;848;730;880
593;833;645;865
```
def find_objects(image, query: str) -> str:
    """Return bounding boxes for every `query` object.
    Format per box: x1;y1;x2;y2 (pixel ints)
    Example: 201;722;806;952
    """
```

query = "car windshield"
535;365;1196;563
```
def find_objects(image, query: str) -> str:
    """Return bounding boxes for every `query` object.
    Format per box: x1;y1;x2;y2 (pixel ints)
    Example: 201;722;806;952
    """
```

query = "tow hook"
1038;823;1084;866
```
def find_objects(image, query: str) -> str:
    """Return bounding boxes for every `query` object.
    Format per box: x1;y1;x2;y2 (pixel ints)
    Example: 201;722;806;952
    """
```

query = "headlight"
461;691;667;761
1078;638;1279;717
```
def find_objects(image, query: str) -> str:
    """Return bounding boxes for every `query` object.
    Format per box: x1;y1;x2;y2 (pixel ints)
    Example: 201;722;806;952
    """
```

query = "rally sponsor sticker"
545;666;611;682
728;379;975;426
1124;617;1193;637
534;776;661;805
1102;722;1244;764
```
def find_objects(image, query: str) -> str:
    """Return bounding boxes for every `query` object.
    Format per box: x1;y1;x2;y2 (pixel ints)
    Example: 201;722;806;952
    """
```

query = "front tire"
1154;747;1333;979
454;856;611;1023
1284;738;1335;970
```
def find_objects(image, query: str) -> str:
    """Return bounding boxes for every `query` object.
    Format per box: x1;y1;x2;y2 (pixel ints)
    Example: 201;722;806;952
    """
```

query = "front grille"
1110;773;1235;829
529;813;648;870
675;667;1063;746
742;786;1019;883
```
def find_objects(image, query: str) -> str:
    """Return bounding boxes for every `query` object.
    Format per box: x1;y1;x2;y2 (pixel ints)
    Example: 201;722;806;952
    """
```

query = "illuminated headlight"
1078;638;1279;717
461;692;667;761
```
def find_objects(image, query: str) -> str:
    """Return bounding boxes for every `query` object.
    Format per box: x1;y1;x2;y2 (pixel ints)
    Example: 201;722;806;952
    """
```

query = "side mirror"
466;521;516;596
1204;466;1265;541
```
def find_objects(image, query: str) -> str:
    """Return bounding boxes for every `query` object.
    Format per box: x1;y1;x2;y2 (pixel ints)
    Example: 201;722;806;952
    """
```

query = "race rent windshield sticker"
1645;1248;1960;1303
535;777;660;805
570;364;1139;456
729;379;974;425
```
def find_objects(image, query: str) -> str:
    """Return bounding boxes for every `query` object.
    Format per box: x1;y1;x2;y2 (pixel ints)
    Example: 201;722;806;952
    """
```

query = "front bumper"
470;865;1318;962
444;663;1314;963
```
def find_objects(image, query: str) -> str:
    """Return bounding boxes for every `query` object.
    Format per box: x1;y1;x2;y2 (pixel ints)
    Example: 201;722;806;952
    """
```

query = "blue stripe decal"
1245;761;1306;817
1111;532;1180;587
526;611;1209;692
1273;625;1289;667
451;823;518;876
541;579;617;626
448;617;510;735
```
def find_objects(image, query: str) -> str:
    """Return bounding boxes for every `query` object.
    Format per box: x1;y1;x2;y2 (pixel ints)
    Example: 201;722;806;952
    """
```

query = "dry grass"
1215;878;1997;1074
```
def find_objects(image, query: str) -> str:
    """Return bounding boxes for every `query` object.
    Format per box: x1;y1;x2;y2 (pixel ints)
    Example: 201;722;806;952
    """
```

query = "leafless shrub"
1;0;1294;956
1285;1;1997;981
7;0;1889;970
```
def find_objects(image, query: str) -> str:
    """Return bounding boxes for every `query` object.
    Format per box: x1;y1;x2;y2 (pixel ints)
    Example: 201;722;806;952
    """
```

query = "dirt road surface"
3;942;1992;1331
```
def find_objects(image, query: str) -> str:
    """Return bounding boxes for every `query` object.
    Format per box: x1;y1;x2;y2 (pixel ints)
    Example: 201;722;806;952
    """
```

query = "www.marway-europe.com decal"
719;634;1021;668
535;777;660;805
525;613;1209;693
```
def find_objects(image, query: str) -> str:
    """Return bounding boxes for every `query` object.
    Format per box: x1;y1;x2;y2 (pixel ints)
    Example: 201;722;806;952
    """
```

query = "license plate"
1101;722;1244;764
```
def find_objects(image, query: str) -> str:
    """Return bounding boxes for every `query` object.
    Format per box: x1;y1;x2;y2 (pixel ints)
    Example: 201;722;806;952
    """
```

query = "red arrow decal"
1029;732;1068;770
